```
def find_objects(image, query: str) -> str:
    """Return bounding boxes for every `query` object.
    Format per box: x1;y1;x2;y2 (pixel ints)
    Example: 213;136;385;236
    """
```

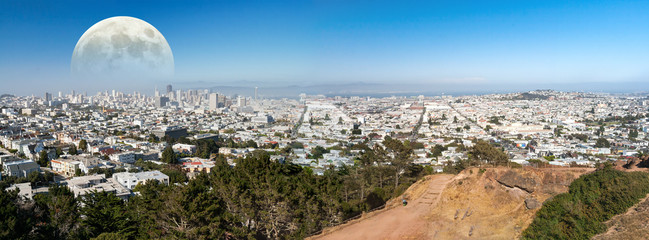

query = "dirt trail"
311;174;454;240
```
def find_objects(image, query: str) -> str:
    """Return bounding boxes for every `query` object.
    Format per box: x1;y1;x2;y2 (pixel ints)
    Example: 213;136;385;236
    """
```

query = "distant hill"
510;92;550;100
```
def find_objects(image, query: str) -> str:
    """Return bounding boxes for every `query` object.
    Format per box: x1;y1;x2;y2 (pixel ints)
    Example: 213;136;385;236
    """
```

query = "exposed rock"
496;170;538;193
525;198;541;210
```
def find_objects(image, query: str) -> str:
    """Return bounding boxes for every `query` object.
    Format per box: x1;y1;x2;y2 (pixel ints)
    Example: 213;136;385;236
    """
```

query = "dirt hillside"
310;167;594;240
310;174;454;240
428;167;593;239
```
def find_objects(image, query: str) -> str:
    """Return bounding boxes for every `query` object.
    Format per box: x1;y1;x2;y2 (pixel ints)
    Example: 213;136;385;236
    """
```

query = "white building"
2;159;40;178
112;170;169;190
172;143;196;155
110;152;136;164
65;174;131;199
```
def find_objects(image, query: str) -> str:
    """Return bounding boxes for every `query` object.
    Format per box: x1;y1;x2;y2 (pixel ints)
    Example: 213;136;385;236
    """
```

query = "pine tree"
79;191;136;239
39;150;49;167
161;146;177;164
68;144;77;155
56;147;63;158
78;139;88;152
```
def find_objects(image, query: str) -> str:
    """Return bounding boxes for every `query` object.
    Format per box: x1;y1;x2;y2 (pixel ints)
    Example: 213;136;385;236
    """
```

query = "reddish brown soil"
310;174;454;240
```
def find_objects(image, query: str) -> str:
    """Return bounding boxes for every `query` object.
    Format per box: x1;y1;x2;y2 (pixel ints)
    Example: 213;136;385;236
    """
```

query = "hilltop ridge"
311;167;594;239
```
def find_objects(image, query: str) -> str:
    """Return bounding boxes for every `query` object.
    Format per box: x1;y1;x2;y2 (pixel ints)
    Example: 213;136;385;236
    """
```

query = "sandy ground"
311;174;454;240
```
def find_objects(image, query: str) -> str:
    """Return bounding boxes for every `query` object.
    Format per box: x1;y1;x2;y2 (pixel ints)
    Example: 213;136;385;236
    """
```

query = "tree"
431;144;446;157
79;191;136;239
33;184;79;239
309;146;329;159
630;129;639;139
595;138;610;148
161;165;188;184
597;125;605;136
161;146;178;164
0;188;26;239
78;139;88;152
488;116;500;125
383;138;413;188
38;150;49;167
69;144;78;155
92;232;127;240
56;147;63;158
469;140;509;167
27;171;43;186
195;139;219;159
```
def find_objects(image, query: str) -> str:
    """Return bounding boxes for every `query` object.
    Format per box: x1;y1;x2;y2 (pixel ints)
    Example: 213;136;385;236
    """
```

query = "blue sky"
1;0;649;95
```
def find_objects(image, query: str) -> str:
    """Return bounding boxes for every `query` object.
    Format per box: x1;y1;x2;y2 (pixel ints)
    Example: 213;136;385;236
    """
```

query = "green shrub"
521;168;649;239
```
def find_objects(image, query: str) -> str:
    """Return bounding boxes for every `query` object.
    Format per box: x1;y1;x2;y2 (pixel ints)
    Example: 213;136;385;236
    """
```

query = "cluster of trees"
1;138;430;239
223;139;258;149
0;184;137;240
308;146;329;159
443;140;511;173
569;133;589;142
595;137;610;148
522;166;649;239
0;171;54;188
161;146;178;164
629;129;639;140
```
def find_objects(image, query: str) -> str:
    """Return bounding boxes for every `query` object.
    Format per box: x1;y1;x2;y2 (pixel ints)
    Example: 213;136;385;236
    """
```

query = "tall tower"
209;93;218;111
166;84;173;95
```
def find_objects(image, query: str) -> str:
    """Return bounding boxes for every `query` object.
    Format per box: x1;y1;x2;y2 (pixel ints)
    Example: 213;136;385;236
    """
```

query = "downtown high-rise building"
209;93;219;111
166;84;172;95
155;96;169;108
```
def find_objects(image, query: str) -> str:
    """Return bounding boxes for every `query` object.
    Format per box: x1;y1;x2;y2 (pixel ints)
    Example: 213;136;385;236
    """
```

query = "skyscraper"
44;92;52;102
209;93;218;111
237;96;246;107
154;96;169;108
166;84;172;95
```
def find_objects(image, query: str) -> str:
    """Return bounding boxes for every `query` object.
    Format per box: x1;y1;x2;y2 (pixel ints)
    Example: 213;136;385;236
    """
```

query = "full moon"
71;16;174;81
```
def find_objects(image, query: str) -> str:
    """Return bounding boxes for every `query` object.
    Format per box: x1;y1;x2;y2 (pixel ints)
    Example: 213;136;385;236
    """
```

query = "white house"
112;170;169;190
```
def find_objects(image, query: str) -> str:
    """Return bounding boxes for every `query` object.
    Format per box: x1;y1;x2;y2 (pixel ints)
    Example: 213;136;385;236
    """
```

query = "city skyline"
2;1;649;96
